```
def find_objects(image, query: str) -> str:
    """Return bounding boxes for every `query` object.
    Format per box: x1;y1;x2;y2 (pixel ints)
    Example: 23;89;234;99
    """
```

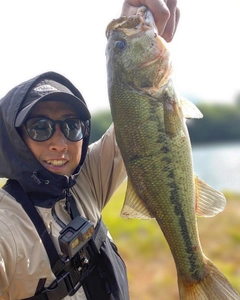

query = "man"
0;1;179;299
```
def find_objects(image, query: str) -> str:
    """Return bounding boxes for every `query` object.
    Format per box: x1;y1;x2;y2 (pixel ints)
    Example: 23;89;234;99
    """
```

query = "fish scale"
111;80;203;277
106;6;239;299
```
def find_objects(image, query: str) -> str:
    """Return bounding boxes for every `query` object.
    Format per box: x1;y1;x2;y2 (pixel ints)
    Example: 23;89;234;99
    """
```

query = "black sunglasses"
25;117;89;142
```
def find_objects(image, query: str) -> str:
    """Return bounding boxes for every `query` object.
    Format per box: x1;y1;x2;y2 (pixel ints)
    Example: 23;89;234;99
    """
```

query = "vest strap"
2;179;108;300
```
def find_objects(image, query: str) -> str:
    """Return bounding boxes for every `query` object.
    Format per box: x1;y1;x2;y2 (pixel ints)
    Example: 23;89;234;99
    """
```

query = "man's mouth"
45;160;67;167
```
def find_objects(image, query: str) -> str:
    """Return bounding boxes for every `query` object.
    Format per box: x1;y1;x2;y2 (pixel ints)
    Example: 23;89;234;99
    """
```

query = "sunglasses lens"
61;119;85;141
25;118;87;142
26;118;53;141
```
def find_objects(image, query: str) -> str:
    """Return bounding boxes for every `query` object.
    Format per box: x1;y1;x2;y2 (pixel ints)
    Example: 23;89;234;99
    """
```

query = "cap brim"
15;92;91;127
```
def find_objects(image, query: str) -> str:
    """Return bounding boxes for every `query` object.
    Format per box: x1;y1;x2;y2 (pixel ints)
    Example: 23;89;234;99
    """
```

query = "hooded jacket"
0;72;127;299
0;71;91;205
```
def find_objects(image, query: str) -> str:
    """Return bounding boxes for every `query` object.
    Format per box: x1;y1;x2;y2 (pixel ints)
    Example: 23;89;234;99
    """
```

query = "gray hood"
0;71;91;207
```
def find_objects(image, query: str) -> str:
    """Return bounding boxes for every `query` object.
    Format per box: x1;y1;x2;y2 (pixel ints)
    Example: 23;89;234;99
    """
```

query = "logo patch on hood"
33;84;59;96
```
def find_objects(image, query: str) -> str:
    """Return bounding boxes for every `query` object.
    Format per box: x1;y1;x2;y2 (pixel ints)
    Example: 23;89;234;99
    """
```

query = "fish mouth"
106;5;167;70
106;6;157;38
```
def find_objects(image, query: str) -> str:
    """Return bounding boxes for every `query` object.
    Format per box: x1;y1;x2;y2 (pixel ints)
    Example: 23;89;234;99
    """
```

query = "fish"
105;6;240;300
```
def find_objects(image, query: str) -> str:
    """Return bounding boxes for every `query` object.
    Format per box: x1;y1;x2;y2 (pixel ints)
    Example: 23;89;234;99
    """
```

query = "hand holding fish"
121;0;180;41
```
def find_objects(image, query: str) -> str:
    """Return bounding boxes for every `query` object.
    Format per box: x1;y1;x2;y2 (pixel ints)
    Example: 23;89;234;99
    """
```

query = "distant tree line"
187;103;240;144
89;103;240;144
89;110;112;144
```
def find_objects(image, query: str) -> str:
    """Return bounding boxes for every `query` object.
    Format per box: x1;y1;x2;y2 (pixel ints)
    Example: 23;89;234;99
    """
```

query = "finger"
143;0;171;36
121;0;169;25
121;2;138;17
173;7;180;37
162;0;180;42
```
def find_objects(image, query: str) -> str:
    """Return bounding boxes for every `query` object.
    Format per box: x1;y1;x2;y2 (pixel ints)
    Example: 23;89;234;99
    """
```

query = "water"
192;142;240;192
0;143;239;192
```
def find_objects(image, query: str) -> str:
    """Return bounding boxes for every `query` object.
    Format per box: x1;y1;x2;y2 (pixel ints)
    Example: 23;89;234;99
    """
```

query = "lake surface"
192;142;240;192
0;143;239;192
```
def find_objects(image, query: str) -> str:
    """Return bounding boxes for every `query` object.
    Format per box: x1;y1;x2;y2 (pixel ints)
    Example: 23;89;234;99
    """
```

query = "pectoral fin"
120;178;153;220
194;175;226;217
180;97;203;119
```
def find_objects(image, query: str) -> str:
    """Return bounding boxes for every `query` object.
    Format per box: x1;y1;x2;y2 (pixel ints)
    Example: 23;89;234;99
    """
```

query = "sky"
1;0;240;113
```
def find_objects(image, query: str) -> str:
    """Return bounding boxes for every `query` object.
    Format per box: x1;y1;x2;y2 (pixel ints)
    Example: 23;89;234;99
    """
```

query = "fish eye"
114;40;126;50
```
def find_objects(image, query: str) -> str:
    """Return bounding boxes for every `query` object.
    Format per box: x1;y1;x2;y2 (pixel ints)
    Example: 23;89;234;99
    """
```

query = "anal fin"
194;175;226;217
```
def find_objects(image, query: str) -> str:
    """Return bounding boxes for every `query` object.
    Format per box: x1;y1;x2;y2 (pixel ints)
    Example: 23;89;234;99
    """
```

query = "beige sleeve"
0;220;17;298
74;124;126;213
0;192;55;299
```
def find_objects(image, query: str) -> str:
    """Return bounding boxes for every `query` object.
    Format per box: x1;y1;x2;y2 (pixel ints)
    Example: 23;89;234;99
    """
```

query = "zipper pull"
31;172;41;185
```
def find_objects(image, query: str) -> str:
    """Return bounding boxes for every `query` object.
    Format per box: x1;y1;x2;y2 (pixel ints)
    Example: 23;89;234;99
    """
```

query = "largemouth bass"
106;6;239;300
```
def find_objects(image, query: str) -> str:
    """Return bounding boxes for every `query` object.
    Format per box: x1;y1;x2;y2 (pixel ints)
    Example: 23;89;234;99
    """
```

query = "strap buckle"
45;270;82;299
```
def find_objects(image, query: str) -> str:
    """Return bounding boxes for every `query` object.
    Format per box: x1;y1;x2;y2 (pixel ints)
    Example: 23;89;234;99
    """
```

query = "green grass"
103;182;240;299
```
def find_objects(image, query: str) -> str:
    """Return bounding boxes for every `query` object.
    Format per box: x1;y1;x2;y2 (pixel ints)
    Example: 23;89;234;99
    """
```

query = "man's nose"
48;124;68;151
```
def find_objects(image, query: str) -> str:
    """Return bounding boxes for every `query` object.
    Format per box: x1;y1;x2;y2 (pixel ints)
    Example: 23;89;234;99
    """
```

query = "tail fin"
178;259;240;300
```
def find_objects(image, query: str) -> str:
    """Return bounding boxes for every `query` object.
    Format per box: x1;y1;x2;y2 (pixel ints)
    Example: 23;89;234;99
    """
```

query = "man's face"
22;101;83;176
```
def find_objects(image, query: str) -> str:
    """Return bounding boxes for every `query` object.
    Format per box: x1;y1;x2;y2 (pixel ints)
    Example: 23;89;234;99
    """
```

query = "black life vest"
3;180;130;300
